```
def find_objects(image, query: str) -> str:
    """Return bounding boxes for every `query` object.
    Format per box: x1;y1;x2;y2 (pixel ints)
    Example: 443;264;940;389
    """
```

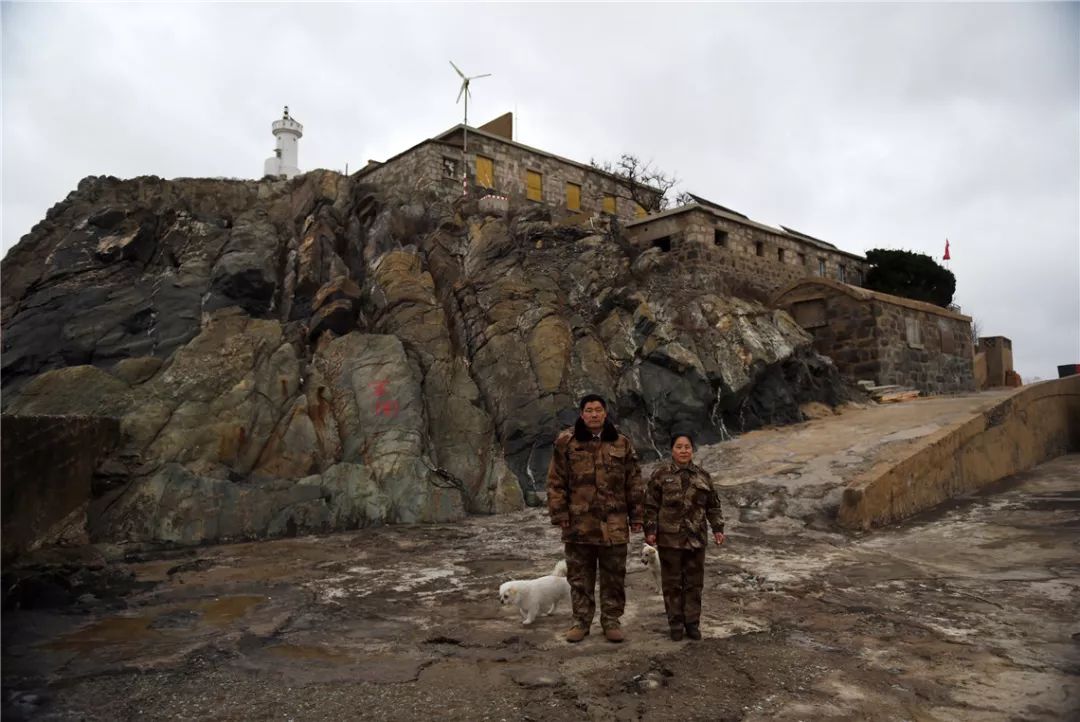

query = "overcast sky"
3;2;1077;380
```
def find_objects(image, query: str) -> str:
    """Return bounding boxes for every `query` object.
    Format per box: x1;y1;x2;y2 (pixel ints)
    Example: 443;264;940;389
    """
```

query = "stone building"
975;336;1021;389
624;195;870;298
773;277;975;394
357;113;662;222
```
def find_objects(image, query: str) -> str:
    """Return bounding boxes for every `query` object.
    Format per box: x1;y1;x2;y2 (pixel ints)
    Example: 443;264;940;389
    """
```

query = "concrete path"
3;450;1076;720
696;390;1014;526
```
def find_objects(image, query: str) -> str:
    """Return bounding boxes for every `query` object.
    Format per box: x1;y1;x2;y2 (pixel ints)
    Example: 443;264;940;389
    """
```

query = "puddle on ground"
264;643;351;663
197;595;266;626
41;595;267;651
457;558;530;577
44;616;157;651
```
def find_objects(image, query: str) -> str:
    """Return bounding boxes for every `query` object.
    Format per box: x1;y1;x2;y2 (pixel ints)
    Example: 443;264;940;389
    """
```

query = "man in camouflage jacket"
547;394;644;643
644;433;724;640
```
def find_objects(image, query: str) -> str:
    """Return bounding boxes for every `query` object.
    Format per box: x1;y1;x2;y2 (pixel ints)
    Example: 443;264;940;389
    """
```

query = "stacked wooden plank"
859;383;921;403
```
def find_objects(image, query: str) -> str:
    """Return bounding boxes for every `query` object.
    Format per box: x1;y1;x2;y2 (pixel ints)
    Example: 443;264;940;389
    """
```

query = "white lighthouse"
263;106;303;179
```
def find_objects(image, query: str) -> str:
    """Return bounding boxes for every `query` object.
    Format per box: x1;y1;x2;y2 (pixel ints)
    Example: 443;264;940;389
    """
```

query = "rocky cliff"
1;171;858;547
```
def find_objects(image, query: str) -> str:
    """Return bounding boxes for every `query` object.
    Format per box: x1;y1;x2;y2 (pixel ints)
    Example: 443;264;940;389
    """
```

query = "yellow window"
634;203;648;218
565;182;581;211
526;170;543;201
602;195;617;214
476;155;494;188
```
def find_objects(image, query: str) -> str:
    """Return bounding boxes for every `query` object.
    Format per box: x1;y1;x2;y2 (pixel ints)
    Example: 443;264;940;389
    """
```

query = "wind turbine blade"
456;82;466;103
470;73;492;80
449;60;466;79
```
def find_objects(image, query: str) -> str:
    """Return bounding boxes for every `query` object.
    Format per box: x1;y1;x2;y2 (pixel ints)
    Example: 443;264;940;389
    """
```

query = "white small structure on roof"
263;106;303;179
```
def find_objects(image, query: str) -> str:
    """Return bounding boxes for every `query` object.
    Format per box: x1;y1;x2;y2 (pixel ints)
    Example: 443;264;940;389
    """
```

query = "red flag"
943;238;951;261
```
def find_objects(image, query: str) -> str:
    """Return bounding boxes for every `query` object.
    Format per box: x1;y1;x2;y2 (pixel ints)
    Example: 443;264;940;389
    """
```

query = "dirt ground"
4;442;1078;721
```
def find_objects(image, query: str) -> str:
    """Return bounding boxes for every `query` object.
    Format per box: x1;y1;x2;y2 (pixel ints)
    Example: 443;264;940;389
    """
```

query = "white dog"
499;560;571;625
641;543;663;594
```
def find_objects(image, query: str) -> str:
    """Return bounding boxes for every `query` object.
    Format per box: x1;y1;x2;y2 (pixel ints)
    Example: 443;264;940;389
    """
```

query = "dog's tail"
553;559;568;577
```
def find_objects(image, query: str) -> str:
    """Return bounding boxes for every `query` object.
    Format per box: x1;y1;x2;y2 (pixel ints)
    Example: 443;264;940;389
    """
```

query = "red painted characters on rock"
369;379;399;418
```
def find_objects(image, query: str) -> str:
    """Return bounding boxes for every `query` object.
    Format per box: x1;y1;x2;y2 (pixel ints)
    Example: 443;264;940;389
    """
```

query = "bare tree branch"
590;154;679;213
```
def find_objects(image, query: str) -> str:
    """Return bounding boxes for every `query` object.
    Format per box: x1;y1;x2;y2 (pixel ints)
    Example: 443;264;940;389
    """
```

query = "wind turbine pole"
461;105;468;197
450;61;491;197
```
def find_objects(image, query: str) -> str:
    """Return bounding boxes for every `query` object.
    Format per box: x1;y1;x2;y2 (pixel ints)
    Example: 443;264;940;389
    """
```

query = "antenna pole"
462;82;469;198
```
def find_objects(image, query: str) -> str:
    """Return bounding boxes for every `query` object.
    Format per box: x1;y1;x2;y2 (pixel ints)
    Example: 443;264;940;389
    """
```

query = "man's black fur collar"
574;418;619;442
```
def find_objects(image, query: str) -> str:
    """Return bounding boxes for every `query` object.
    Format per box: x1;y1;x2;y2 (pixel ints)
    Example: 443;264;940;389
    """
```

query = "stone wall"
839;375;1080;530
1;415;121;562
774;280;975;395
875;300;975;394
978;336;1014;387
628;207;868;299
793;291;883;382
462;133;662;221
358;134;659;223
358;141;461;196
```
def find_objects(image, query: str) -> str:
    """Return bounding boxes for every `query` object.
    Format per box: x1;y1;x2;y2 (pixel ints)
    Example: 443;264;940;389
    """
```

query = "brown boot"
684;623;702;640
669;627;684;641
565;624;589;643
603;626;625;643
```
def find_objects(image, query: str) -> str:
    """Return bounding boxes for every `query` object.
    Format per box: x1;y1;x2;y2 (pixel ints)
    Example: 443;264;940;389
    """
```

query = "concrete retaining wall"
1;415;121;563
838;375;1080;530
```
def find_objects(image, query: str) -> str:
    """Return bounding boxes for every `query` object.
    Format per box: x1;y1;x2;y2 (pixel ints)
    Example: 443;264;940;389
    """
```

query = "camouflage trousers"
564;542;627;629
658;547;706;629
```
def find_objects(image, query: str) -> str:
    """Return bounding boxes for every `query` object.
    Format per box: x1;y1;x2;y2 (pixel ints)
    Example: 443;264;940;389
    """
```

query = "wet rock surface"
4;454;1077;721
2;172;861;546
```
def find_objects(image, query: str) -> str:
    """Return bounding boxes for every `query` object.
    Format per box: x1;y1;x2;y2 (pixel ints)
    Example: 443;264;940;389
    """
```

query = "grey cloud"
2;2;1076;379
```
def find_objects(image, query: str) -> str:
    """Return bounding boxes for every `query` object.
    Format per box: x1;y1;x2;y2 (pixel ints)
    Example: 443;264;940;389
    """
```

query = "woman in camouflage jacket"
644;433;725;640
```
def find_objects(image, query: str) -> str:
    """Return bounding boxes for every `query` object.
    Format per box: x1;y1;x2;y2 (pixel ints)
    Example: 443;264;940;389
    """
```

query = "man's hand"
560;520;570;529
645;534;657;546
631;523;642;534
714;532;726;546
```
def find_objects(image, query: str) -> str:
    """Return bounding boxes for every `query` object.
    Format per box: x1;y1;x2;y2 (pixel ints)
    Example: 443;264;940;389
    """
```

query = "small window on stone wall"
476;155;495;188
442;156;460;178
714;229;728;248
653;236;672;253
792;299;827;328
565;182;581;211
526;170;543;202
755;241;764;257
798;252;807;266
818;258;827;276
838;264;847;283
940;321;956;354
778;248;786;263
906;317;924;349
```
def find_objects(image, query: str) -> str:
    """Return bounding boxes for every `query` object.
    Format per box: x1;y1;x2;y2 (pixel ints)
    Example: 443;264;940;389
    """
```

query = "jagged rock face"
1;172;857;547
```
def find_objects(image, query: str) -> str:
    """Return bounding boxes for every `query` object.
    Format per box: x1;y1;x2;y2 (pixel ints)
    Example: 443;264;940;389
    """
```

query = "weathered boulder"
367;250;523;514
313;331;464;523
1;171;857;551
109;356;163;385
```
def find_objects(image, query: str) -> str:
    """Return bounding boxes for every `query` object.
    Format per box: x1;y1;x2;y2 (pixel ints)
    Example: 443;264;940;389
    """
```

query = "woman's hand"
713;532;726;546
645;534;657;546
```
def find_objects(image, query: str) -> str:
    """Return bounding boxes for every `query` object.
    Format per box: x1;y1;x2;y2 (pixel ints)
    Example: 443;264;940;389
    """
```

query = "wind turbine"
450;60;491;154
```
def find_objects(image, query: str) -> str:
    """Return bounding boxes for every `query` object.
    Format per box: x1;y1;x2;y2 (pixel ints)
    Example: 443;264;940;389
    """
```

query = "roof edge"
434;123;666;195
771;276;972;322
